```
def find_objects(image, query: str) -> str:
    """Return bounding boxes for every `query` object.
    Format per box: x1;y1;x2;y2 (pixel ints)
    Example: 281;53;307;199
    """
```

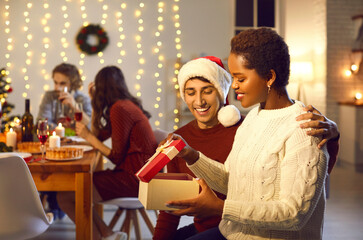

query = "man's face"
53;72;71;92
184;78;222;129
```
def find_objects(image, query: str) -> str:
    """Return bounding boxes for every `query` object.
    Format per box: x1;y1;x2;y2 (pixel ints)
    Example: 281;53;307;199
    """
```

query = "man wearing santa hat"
153;56;339;240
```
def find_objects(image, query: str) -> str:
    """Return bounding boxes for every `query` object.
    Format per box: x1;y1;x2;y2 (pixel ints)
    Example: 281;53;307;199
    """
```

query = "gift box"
136;139;186;183
138;172;199;210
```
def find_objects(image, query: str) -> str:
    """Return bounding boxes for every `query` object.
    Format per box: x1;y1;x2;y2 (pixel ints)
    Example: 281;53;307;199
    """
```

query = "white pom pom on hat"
218;104;241;127
178;56;241;127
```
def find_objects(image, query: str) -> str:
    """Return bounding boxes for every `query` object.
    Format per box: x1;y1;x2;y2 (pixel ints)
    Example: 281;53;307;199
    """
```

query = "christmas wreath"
76;24;109;55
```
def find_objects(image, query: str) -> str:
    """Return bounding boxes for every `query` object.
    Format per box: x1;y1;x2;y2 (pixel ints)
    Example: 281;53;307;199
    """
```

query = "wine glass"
74;102;83;122
37;119;49;162
58;86;67;118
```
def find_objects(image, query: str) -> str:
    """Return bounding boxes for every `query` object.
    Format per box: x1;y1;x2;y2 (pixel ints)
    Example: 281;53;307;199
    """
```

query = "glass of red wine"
37;119;49;162
74;102;83;122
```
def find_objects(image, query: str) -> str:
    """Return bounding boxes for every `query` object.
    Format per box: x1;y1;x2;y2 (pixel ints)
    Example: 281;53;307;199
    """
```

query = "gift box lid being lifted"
136;139;200;210
136;139;186;183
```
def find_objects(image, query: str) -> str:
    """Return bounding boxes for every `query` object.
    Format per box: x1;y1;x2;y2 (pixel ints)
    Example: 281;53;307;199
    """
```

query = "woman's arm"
166;133;229;194
222;130;328;231
75;122;111;156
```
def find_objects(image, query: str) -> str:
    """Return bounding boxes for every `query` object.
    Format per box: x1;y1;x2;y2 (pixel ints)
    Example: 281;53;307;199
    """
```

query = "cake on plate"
46;147;83;160
17;142;46;153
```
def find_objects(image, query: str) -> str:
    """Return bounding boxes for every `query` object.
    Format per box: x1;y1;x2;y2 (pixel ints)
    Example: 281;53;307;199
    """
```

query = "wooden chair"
101;198;156;240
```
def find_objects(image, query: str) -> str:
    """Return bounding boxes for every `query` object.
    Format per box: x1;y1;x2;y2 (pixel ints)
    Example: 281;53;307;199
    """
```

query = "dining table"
27;143;103;240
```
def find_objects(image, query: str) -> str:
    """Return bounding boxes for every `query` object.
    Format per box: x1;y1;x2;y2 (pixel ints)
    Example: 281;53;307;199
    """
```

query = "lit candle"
49;131;60;148
55;123;65;138
6;128;17;150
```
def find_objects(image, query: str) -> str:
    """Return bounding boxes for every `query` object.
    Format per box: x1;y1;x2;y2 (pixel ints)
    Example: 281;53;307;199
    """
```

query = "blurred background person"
37;63;92;220
58;66;157;240
37;62;92;129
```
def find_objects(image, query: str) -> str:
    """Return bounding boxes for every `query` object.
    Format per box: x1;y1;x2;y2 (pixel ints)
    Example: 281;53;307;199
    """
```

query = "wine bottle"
22;99;34;142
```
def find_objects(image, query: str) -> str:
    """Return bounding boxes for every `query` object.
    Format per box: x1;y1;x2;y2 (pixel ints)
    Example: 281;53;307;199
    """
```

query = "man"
153;56;339;240
37;63;92;129
37;63;92;220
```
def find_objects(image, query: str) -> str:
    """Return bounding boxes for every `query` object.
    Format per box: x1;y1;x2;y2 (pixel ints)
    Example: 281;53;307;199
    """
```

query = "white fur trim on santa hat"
178;58;232;104
217;105;241;127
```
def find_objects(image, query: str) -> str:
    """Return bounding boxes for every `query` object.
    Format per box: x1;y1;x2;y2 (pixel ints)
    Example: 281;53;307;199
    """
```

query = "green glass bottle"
22;99;34;142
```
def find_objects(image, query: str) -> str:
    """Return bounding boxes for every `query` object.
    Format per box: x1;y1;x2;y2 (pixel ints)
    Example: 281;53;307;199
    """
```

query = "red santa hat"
177;56;241;127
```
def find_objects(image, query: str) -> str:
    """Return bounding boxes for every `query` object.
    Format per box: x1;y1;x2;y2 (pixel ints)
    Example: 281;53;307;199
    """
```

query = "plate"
46;156;83;161
64;145;93;152
17;149;41;154
2;152;33;162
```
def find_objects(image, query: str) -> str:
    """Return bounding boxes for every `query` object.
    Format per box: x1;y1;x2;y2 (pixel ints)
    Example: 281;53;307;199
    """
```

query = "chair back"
0;153;53;240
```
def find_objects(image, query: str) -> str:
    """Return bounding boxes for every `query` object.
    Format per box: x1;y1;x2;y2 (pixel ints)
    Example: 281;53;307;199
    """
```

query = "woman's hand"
75;121;91;140
88;82;95;99
296;105;340;148
159;133;199;165
165;179;224;218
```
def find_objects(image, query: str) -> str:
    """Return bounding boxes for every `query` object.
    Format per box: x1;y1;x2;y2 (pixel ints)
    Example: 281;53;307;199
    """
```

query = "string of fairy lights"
98;0;107;65
172;0;182;130
152;2;166;128
60;1;71;64
116;3;127;65
40;1;51;92
78;0;88;81
1;1;185;130
22;1;33;99
134;2;145;99
2;0;11;107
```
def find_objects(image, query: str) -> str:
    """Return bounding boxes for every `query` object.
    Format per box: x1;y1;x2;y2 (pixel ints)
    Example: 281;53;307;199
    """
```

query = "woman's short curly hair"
52;63;82;91
230;28;290;93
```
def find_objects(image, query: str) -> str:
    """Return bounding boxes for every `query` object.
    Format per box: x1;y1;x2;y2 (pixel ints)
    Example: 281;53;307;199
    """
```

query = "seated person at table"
37;63;92;220
153;56;339;240
58;66;158;240
37;62;92;129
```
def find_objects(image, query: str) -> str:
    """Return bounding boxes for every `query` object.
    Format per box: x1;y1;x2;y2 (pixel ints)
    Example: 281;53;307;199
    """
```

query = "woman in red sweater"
58;66;157;240
153;56;339;240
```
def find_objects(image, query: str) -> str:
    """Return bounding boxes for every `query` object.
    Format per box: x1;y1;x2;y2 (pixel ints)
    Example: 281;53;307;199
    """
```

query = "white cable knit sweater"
189;101;328;240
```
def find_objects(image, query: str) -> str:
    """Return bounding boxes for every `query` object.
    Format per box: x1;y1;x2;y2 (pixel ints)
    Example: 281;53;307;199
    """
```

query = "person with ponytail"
58;66;157;240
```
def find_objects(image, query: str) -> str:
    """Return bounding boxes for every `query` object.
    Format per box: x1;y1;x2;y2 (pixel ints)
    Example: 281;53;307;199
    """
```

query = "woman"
154;56;339;240
166;28;329;240
58;66;157;240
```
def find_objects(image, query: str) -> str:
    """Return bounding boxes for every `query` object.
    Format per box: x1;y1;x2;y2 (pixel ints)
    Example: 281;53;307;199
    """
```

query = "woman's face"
53;72;71;92
184;78;222;129
228;53;268;108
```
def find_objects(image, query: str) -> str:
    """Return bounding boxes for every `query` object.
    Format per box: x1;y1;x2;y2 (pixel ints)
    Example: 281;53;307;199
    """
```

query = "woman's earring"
267;85;271;94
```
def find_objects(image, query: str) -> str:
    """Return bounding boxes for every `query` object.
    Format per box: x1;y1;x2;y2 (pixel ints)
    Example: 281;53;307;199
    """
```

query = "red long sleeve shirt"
94;100;157;200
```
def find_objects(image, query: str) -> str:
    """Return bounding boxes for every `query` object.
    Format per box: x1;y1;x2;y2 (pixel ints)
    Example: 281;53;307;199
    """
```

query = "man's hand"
59;91;76;109
296;105;339;148
165;179;224;218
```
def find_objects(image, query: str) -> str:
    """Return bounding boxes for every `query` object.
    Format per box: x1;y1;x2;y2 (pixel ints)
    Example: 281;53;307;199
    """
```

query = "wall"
284;0;328;114
0;0;233;132
326;0;363;122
